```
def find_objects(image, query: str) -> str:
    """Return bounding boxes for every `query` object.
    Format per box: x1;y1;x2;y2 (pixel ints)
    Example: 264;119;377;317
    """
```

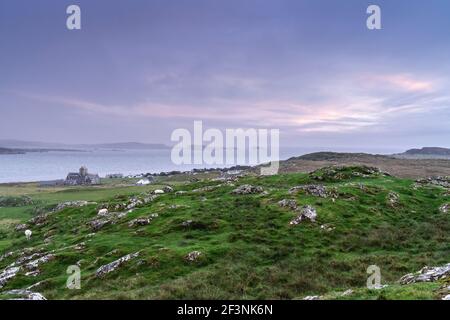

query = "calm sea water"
0;147;400;183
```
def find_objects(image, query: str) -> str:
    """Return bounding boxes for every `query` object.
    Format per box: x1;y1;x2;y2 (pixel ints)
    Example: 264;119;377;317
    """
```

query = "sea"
0;147;402;184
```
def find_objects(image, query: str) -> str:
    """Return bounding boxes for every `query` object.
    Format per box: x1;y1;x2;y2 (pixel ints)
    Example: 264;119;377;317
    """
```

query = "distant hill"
77;142;170;150
393;147;450;159
0;147;25;155
403;147;450;156
0;140;170;150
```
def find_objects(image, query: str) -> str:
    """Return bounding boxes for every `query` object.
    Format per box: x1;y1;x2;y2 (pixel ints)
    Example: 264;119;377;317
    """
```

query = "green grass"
0;168;448;299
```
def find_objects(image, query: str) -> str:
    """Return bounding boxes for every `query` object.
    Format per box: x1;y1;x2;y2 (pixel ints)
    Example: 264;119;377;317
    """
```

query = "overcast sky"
1;0;449;150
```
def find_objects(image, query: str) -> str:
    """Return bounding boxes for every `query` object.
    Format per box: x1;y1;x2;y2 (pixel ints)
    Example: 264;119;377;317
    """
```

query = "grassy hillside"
0;166;449;299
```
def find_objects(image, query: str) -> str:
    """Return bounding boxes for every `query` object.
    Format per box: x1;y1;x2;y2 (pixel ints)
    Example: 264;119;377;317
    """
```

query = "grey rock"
290;205;317;225
399;263;450;284
184;251;202;262
96;252;140;277
278;199;298;210
232;185;264;195
3;289;46;300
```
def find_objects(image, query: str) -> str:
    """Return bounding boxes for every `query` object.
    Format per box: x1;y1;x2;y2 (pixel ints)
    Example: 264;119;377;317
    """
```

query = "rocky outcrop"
415;176;450;188
0;266;21;289
289;185;330;198
184;251;203;262
278;199;298;210
399;263;450;285
14;224;28;232
387;192;399;206
89;219;112;231
2;289;46;300
128;218;151;227
28;214;48;226
54;200;90;212
96;252;140;277
232;185;264;195
290;205;317;225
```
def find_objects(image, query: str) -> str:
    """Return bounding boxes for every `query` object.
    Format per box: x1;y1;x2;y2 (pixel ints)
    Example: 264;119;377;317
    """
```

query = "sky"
1;0;449;151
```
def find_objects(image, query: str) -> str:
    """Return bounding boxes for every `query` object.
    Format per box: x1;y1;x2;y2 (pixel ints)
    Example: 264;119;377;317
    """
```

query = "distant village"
38;165;247;187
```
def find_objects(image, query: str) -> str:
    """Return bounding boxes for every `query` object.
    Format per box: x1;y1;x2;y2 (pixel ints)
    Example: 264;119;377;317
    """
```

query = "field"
0;165;449;300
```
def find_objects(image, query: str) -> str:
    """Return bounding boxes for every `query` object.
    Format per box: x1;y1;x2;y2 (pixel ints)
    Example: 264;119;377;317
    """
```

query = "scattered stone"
25;270;40;277
163;186;174;193
184;251;202;262
415;176;450;188
278;199;298;210
181;220;193;227
96;252;140;277
320;224;335;232
14;224;28;232
128;218;151;227
24;254;55;271
74;242;86;251
387;192;399;206
54;200;90;212
98;208;109;216
289;185;329;198
89;219;111;231
399;263;450;285
290;205;317;225
28;214;48;226
232;185;264;195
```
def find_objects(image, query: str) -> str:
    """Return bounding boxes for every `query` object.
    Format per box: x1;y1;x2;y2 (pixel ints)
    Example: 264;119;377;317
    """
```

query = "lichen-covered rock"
28;214;48;226
232;185;263;195
0;266;21;288
399;263;450;285
96;252;140;277
278;199;298;210
24;254;55;271
387;192;399;206
184;251;203;262
289;185;329;198
163;186;174;193
14;224;28;232
415;176;450;188
290;205;317;225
